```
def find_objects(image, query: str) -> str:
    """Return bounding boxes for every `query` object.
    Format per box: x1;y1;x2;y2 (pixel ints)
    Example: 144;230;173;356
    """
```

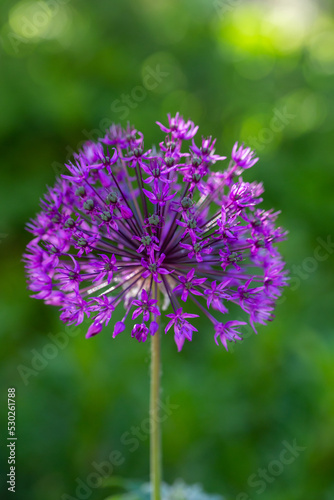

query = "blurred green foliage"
0;0;334;499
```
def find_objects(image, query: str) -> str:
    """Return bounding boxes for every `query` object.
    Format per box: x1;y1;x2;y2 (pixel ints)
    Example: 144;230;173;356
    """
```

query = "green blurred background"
1;0;334;499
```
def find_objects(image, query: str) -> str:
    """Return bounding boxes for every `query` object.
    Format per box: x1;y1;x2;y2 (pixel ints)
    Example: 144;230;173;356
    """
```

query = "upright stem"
150;285;161;500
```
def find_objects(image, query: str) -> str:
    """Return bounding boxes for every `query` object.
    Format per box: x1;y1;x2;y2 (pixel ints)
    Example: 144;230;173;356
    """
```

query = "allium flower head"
24;114;288;351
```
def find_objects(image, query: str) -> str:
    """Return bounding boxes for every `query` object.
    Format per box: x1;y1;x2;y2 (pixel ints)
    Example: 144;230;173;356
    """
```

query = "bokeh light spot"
141;52;186;95
8;0;70;42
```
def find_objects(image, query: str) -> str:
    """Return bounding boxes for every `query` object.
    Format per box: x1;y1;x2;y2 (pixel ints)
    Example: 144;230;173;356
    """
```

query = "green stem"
150;286;161;500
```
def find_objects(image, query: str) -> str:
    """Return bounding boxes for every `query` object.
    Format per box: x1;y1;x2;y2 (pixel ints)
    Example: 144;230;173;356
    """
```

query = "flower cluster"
142;480;224;500
24;113;288;351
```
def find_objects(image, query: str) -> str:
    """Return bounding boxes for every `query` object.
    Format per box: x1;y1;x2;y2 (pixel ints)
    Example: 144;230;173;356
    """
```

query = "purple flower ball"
23;114;288;351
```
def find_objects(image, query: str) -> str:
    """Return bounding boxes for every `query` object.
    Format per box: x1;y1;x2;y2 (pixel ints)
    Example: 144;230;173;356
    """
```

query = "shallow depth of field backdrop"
0;0;334;499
